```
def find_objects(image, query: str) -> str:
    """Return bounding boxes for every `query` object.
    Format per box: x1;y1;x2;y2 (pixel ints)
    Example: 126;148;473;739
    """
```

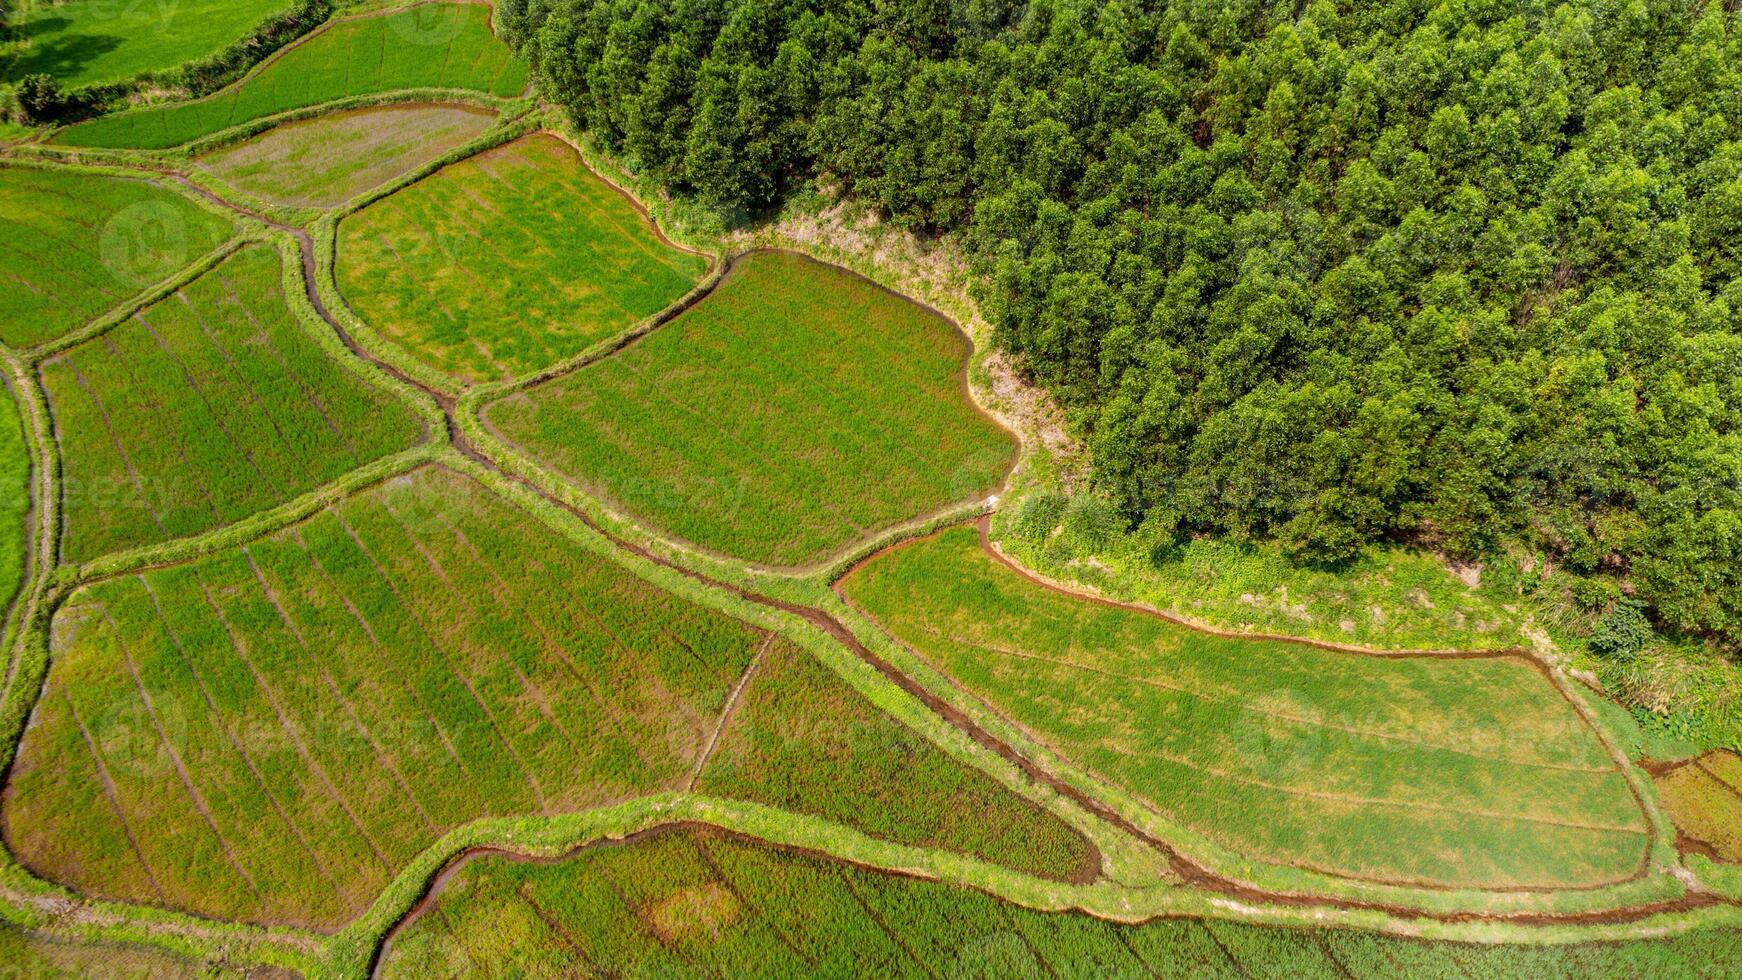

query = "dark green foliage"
504;0;1742;649
1591;599;1655;660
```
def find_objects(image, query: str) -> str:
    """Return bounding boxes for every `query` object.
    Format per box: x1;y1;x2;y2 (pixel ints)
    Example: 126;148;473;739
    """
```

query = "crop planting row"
196;103;499;209
377;827;1742;979
694;636;1094;881
42;244;423;564
839;526;1651;890
0;166;234;348
3;465;769;928
0;382;29;616
53;3;529;150
488;250;1016;567
337;133;705;381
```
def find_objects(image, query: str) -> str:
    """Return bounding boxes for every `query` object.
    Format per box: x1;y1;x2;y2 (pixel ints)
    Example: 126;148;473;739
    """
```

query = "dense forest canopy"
499;0;1742;649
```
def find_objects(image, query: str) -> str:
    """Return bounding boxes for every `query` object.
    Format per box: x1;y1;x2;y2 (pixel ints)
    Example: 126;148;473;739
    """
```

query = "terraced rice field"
41;243;423;563
377;828;1742;979
2;0;289;89
839;526;1651;889
0;383;30;614
336;133;705;381
487;250;1016;566
196;103;497;208
695;637;1095;880
0;923;225;979
1654;752;1742;861
52;3;528;150
3;465;775;927
0;165;234;347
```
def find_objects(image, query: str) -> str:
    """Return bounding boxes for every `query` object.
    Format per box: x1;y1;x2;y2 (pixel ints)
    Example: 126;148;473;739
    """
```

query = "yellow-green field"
487;250;1016;566
839;525;1651;889
337;133;705;381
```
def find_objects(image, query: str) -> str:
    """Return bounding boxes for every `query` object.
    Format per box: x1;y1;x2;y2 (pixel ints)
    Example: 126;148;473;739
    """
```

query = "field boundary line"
345;795;1742;980
72;443;436;584
22;237;254;362
685;632;776;791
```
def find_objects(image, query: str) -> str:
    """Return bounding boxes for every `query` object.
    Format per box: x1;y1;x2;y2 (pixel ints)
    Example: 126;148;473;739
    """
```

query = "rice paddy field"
335;133;705;381
694;637;1095;881
51;3;528;150
0;923;231;979
3;464;776;927
838;526;1651;890
487;250;1016;566
377;828;1742;979
1654;752;1742;862
0;165;235;347
41;243;423;563
195;103;497;208
2;0;289;89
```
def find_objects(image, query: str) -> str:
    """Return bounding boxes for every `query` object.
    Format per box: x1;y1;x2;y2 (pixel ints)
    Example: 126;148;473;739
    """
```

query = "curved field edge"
480;247;1016;569
0;115;1731;975
47;1;529;151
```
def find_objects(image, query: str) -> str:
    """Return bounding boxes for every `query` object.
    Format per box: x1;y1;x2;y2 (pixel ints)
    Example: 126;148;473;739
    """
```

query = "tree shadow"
5;27;125;83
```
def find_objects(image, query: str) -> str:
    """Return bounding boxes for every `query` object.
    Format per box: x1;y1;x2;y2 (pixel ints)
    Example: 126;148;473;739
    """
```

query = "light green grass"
4;463;773;928
196;102;496;208
377;827;1742;979
336;132;705;381
52;3;527;149
696;636;1095;882
42;243;423;563
3;0;290;89
0;379;29;618
840;526;1649;890
488;250;1016;566
0;165;234;347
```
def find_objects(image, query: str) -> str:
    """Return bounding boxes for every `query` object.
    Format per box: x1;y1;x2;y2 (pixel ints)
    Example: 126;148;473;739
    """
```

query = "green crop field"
336;132;705;381
52;3;528;150
840;526;1650;890
0;382;29;615
2;0;289;89
695;636;1094;881
41;243;423;563
377;828;1742;979
1655;753;1742;862
4;464;774;927
196;103;497;208
0;923;232;979
0;165;234;347
487;250;1016;566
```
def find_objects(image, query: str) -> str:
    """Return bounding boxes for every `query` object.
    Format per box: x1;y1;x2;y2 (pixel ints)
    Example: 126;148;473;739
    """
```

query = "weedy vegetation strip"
51;3;528;150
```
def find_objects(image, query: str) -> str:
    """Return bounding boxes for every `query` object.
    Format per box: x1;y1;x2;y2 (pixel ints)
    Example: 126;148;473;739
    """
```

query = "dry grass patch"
196;104;497;208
